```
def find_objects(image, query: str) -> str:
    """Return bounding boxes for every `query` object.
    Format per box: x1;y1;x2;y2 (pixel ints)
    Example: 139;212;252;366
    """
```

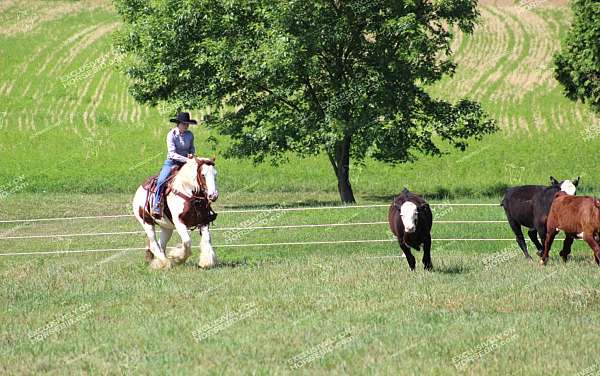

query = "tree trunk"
329;135;356;204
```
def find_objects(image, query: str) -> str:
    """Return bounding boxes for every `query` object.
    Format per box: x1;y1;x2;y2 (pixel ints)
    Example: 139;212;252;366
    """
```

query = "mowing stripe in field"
0;221;508;240
0;203;502;223
0;238;564;257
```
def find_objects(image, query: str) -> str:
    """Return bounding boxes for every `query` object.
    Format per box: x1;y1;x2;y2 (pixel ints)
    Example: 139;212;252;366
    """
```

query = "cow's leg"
527;228;543;256
399;241;416;270
559;234;575;262
535;221;548;258
141;223;171;270
507;219;530;259
541;229;558;266
582;233;600;266
168;219;192;265
422;235;433;271
198;225;218;268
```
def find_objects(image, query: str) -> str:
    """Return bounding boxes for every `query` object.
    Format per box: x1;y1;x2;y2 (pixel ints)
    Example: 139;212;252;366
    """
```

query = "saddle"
142;165;181;196
139;165;217;229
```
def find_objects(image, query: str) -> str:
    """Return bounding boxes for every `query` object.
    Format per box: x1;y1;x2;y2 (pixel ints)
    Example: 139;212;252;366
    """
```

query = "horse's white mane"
172;159;200;193
171;157;214;194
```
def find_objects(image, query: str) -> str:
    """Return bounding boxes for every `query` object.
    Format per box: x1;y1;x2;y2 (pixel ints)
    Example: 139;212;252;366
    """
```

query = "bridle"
170;158;217;230
172;158;215;206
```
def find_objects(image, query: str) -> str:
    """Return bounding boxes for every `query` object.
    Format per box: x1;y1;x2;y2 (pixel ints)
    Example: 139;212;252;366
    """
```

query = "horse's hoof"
198;261;217;269
169;258;187;266
539;259;547;266
144;250;154;263
149;258;172;270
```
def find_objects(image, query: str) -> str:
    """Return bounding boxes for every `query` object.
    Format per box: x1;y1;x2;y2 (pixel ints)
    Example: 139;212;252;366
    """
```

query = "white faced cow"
388;188;433;271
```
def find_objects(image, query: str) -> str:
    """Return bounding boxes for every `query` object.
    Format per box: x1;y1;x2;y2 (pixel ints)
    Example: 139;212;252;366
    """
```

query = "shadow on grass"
559;254;598;265
433;264;471;274
219;199;343;210
363;183;512;202
212;258;250;269
172;258;252;270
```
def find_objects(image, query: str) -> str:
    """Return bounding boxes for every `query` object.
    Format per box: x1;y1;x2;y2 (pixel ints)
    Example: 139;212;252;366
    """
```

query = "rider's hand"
187;154;194;158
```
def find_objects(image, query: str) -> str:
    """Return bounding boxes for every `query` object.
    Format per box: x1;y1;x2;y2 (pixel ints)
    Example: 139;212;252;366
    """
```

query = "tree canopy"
114;0;497;202
554;0;600;113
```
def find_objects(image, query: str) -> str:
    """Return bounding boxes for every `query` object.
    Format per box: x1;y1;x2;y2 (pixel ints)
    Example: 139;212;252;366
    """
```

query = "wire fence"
0;203;501;224
0;220;508;241
0;202;517;257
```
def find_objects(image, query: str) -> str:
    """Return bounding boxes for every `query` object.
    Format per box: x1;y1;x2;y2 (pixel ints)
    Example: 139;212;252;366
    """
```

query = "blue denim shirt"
167;128;195;163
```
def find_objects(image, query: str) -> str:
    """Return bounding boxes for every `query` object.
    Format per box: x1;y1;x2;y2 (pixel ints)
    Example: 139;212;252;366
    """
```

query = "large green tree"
554;0;600;113
114;0;496;203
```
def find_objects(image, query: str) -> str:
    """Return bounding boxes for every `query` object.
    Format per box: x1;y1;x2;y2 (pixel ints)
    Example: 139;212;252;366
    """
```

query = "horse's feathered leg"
141;223;171;270
170;217;192;265
133;186;171;269
198;225;217;268
159;226;174;260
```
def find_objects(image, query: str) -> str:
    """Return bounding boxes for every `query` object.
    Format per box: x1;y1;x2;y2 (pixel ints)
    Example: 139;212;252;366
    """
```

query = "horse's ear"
402;187;409;194
550;176;559;185
211;155;216;162
574;176;580;187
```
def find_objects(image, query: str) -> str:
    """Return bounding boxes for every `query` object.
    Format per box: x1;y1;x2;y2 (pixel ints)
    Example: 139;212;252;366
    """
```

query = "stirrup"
152;207;162;219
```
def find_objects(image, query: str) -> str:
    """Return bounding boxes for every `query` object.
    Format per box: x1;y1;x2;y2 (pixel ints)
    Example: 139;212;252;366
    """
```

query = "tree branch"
259;86;302;113
327;151;338;177
303;73;326;120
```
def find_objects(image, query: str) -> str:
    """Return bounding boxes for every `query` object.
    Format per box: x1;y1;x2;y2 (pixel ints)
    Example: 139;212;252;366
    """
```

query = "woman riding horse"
132;110;219;270
152;112;198;218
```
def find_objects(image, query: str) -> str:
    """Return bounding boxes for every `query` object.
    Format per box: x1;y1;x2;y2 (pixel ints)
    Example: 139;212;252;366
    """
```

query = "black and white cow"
388;188;433;270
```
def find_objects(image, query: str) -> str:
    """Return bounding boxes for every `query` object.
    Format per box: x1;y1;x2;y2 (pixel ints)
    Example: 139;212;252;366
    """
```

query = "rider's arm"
166;131;189;163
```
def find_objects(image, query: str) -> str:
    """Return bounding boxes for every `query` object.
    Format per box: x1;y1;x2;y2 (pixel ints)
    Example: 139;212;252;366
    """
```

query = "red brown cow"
542;192;600;266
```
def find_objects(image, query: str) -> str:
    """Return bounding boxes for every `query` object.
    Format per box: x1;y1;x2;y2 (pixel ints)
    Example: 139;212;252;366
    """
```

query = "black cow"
500;176;579;259
388;188;433;270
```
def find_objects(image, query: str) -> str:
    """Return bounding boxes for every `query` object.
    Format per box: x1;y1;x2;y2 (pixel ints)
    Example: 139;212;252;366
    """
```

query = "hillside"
0;0;598;199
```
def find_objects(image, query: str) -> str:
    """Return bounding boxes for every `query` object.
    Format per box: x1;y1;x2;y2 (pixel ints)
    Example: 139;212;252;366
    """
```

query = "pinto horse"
132;157;219;270
388;188;433;270
501;176;579;259
543;192;600;266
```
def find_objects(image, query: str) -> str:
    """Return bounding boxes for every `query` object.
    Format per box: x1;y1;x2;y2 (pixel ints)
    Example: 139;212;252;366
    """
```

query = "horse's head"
195;157;219;202
550;176;579;195
173;157;219;202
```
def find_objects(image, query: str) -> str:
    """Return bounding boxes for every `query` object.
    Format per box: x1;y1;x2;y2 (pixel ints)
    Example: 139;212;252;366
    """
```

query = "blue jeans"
153;159;184;212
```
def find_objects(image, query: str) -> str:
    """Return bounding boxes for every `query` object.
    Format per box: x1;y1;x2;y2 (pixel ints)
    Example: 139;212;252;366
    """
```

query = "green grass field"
1;0;600;375
2;193;600;374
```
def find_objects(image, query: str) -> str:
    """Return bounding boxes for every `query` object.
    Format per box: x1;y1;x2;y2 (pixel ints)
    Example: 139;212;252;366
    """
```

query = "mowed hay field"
0;0;599;196
1;0;600;375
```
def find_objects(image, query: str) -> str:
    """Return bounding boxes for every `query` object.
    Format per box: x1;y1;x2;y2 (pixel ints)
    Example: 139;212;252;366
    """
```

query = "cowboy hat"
170;112;198;124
